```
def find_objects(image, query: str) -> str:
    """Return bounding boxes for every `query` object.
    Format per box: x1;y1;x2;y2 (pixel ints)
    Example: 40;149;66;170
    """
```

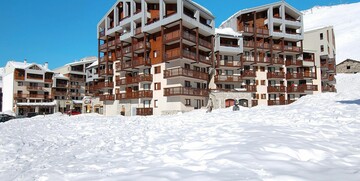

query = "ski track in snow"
1;74;360;181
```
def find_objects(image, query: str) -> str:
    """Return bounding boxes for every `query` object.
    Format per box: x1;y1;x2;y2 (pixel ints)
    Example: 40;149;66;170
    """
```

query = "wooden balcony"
267;72;285;79
136;108;153;116
116;74;153;85
303;85;318;91
199;37;212;49
68;92;81;97
183;49;196;60
255;57;271;64
303;72;317;79
284;45;301;52
322;86;336;92
133;57;151;67
27;86;43;91
272;44;282;51
97;82;114;89
286;73;304;79
268;100;288;106
14;93;47;99
328;64;336;72
244;85;257;92
164;68;208;80
55;83;68;88
256;28;269;35
242;70;256;78
198;54;212;65
15;75;25;80
133;42;150;51
287;86;305;93
70;77;85;82
285;60;302;67
99;69;114;75
217;60;241;67
241;26;254;34
52;91;67;96
165;48;181;60
164;30;180;42
68;85;81;89
100;94;115;101
272;58;284;65
268;86;286;93
182;31;196;42
116;90;153;100
164;87;209;97
215;75;242;82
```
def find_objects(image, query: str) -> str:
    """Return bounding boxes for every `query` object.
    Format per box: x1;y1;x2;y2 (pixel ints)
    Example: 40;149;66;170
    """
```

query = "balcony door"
195;99;201;109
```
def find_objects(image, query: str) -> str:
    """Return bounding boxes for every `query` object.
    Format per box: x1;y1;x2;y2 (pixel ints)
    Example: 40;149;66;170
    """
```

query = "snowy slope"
1;74;360;181
303;2;360;63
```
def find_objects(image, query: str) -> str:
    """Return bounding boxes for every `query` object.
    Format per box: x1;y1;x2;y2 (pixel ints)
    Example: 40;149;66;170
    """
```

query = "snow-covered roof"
87;60;98;69
17;101;57;107
220;1;300;28
54;73;69;80
63;56;97;67
7;61;52;72
0;67;4;77
188;0;214;17
215;28;242;37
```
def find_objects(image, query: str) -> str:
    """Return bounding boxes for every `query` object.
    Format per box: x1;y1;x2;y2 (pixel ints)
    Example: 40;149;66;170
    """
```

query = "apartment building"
0;67;4;112
219;1;319;106
52;57;97;113
2;60;55;116
94;0;215;116
304;26;336;92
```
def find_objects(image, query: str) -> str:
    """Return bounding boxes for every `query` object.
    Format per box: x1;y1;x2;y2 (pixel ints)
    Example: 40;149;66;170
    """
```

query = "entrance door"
195;99;201;109
225;99;235;108
279;94;285;104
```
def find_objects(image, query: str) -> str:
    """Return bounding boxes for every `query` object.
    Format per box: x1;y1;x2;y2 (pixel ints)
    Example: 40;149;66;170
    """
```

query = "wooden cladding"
116;90;153;100
116;74;153;86
136;108;153;116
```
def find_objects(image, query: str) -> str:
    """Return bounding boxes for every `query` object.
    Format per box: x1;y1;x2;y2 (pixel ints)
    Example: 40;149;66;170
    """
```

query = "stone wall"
337;60;360;74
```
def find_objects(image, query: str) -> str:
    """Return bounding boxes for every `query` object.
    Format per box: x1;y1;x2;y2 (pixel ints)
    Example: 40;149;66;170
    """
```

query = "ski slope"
303;2;360;63
0;74;360;181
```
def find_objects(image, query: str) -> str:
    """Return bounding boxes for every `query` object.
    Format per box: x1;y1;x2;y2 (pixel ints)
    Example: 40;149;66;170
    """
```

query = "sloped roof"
215;28;242;37
337;59;360;65
8;61;52;72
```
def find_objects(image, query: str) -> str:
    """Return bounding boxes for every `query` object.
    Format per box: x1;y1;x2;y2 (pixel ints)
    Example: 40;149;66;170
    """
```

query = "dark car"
67;110;81;115
26;112;38;118
0;114;16;123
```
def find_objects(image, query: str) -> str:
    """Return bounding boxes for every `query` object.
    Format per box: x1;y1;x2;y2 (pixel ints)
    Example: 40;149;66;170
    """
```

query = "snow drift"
1;74;360;181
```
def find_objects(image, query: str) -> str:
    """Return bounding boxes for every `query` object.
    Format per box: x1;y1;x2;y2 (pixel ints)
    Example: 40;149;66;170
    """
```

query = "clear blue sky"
0;0;358;69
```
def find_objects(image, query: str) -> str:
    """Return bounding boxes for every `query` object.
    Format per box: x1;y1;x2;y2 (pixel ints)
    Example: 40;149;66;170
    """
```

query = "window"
143;100;151;108
347;66;351;70
144;84;151;90
260;66;265;72
154;66;161;74
18;82;23;86
154;82;161;90
184;63;190;69
144;68;151;74
261;80;266;85
185;81;191;87
154;100;158;108
225;84;234;89
261;94;266;99
320;45;324;52
185;99;191;106
225;70;233;75
320;33;323;40
154;50;158;58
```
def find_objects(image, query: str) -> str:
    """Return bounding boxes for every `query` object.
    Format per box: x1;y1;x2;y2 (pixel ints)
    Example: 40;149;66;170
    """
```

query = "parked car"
26;112;38;118
0;114;16;123
67;110;81;115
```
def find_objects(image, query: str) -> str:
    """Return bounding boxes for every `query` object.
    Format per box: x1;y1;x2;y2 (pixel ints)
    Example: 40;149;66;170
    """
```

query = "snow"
53;73;69;80
8;61;52;72
16;101;57;107
1;74;360;180
215;28;242;37
87;60;98;69
303;2;360;63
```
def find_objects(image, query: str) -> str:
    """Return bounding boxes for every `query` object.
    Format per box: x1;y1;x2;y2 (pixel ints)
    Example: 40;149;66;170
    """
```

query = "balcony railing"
242;26;254;33
215;75;242;82
116;90;153;100
199;38;212;49
56;83;68;88
286;73;304;79
268;86;286;92
284;45;301;52
268;100;288;106
133;42;150;51
287;85;305;93
244;85;257;92
256;28;269;35
164;68;208;80
267;72;285;79
164;30;180;42
133;57;151;67
135;27;142;35
27;86;43;91
136;108;153;116
164;87;209;97
97;82;114;89
183;49;196;60
218;60;241;67
303;73;317;79
14;93;47;99
272;44;282;50
122;46;132;54
285;60;303;66
116;74;153;85
70;77;85;82
99;69;114;75
322;86;336;92
242;70;256;78
182;31;196;42
100;94;115;101
199;54;212;64
256;57;271;64
15;75;25;80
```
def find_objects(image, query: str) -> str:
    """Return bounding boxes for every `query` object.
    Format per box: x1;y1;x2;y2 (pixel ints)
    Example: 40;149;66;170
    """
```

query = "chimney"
44;62;48;69
24;59;27;65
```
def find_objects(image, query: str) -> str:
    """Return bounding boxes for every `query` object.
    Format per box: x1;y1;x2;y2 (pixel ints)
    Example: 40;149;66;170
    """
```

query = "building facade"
336;59;360;74
93;0;215;116
303;26;336;92
2;61;56;116
219;1;318;106
52;57;97;113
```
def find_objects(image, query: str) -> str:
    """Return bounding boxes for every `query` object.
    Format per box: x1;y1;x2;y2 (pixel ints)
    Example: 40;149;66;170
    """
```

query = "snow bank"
303;2;360;63
0;74;360;180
